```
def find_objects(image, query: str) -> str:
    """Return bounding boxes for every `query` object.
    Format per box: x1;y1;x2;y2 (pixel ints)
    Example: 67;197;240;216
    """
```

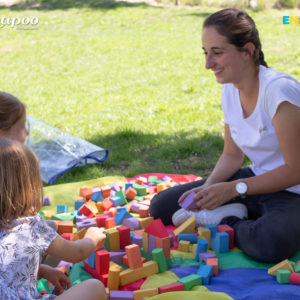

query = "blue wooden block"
115;190;127;205
178;233;198;244
57;204;68;214
196;265;213;285
195;239;208;262
74;200;85;211
110;196;122;207
88;251;96;268
205;224;218;238
91;191;104;202
125;183;133;191
115;209;133;225
211;232;229;253
109;290;134;300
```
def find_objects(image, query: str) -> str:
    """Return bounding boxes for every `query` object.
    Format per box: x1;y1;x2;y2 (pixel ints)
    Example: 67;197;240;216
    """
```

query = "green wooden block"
133;196;144;202
178;274;202;290
133;184;147;196
166;257;173;269
148;176;158;183
51;213;74;222
141;248;153;261
294;263;300;273
115;190;127;205
276;269;291;284
104;232;110;251
152;248;167;273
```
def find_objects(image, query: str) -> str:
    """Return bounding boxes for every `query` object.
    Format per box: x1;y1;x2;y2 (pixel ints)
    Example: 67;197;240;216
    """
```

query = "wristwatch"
235;179;248;199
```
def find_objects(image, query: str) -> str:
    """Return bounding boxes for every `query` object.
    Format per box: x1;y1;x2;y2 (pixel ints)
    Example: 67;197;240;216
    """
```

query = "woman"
149;8;300;263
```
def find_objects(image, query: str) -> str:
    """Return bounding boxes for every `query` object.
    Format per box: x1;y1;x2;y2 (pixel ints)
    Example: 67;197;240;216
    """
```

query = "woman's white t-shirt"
221;65;300;194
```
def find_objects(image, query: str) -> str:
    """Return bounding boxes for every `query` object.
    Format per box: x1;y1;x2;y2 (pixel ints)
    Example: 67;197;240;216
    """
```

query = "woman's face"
201;26;246;85
1;114;29;144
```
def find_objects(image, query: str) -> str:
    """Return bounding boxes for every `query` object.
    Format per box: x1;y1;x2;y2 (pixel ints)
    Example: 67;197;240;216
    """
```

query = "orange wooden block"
123;254;146;268
79;187;93;199
54;220;73;234
155;236;171;258
125;244;143;269
96;202;103;213
109;207;118;217
136;178;144;186
125;187;137;200
105;217;115;229
101;198;113;211
101;186;111;198
206;257;218;275
156;183;166;192
139;207;149;218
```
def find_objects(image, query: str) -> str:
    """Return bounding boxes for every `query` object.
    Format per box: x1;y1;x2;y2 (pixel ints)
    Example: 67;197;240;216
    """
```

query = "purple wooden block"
110;251;126;265
92;187;101;193
109;290;134;300
131;203;141;213
57;260;73;269
75;215;88;224
162;175;172;182
179;192;198;210
110;183;120;192
148;234;156;255
122;217;140;230
43;194;51;206
199;252;217;262
132;235;143;248
76;219;97;231
169;234;174;247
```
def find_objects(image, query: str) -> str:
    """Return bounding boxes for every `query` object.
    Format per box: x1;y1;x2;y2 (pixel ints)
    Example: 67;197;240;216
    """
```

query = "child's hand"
84;227;106;250
39;264;71;295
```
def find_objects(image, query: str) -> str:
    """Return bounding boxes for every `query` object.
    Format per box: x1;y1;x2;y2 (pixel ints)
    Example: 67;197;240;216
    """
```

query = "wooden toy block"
119;261;159;286
57;204;68;214
110;261;123;271
199;252;217;263
211;232;229;253
217;224;234;249
205;224;218;238
268;259;294;276
71;227;86;241
198;227;211;249
126;187;137;200
42;210;56;220
133;288;158;300
105;228;120;252
110;251;126;265
101;186;111;198
294;263;300;273
101;198;114;211
131;203;141;213
109;290;134;300
85;200;98;214
133;184;147;196
178;233;198;244
115;208;133;226
179;192;198;210
84;262;108;286
105;217;115;229
156;183;166;192
125;244;143;269
74;199;85;211
155;236;171;258
56;264;70;276
78;204;95;218
88;251;96;268
79;187;93;199
54;220;73;234
192;244;198;257
104;210;113;217
178;240;190;252
178;274;202;290
96;214;108;227
123;217;140;231
173;216;196;236
62;233;74;240
123;255;146;268
123;200;138;212
107;265;121;290
76;219;97;231
206;257;219;275
43;194;51;206
148;234;156;255
142;231;149;252
115;190;127;205
95;249;110;275
144;219;169;238
91;191;104;202
110;196;122;207
136;178;144;186
116;226;131;250
158;282;185;294
276;269;291;284
152;248;167;272
289;272;300;285
139;207;149;218
132;235;143;248
52;213;74;222
138;217;154;229
196;265;213;285
147;186;157;194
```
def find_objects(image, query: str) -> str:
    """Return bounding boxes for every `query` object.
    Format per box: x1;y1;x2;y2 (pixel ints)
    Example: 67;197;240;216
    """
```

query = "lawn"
1;0;299;184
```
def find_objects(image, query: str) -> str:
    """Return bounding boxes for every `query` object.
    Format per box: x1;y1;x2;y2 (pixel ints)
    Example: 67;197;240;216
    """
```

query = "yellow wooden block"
178;240;190;252
142;231;149;252
72;227;87;241
85;200;98;214
133;288;158;300
173;216;196;236
268;259;294;276
120;261;159;286
110;261;123;271
198;227;211;249
157;183;166;192
107;265;121;290
192;243;198;256
42;210;56;220
105;228;120;252
138;217;154;229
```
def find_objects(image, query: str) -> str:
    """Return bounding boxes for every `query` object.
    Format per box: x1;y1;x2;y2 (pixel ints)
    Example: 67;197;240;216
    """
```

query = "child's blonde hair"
0;138;43;229
0;91;26;131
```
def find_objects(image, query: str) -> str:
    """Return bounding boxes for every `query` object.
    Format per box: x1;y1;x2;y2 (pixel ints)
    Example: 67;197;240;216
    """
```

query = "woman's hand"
38;264;71;295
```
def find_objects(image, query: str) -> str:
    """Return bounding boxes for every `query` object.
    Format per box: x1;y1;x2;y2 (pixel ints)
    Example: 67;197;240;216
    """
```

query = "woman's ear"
242;42;256;59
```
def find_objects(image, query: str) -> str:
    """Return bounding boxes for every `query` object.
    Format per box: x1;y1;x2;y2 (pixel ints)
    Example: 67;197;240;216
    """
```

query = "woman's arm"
46;227;106;263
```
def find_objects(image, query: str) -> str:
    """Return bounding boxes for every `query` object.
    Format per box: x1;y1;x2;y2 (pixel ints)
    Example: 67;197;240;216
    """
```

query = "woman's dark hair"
203;8;268;67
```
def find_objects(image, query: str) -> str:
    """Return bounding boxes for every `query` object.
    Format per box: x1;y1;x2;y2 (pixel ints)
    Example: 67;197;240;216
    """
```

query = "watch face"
236;182;247;194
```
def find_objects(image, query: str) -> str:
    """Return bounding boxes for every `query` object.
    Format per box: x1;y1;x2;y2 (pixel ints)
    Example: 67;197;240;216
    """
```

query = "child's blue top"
0;215;58;299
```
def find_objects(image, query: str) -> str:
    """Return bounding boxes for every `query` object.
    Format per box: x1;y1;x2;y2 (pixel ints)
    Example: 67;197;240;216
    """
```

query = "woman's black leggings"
149;168;300;263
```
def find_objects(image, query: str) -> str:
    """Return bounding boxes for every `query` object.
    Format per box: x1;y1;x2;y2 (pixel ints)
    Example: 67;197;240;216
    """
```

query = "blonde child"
0;138;107;300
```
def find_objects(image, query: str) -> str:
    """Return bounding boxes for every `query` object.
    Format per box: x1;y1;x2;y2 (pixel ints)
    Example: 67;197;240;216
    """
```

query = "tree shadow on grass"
2;0;156;11
54;128;224;184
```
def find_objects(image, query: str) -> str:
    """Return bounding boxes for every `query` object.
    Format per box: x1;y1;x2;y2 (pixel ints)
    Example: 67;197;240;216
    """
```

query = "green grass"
1;1;299;184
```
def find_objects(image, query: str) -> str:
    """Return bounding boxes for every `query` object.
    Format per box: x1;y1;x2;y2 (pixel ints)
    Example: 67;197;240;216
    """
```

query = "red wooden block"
147;186;157;194
104;211;113;217
78;204;95;218
206;257;219;275
145;219;169;238
95;249;110;275
155;236;171;258
218;224;234;249
158;282;185;293
54;220;73;234
62;233;74;240
101;198;113;211
96;215;107;227
117;226;131;249
290;273;300;285
84;262;108;286
125;187;137;200
105;217;115;229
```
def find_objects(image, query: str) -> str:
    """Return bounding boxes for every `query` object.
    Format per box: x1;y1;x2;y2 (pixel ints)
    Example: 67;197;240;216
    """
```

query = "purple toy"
179;192;198;210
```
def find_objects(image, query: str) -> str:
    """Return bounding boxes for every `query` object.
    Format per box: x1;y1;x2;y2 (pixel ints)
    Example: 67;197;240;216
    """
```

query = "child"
0;138;107;300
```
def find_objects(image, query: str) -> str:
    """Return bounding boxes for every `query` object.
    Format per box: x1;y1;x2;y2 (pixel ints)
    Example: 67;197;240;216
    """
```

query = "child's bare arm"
46;227;106;263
